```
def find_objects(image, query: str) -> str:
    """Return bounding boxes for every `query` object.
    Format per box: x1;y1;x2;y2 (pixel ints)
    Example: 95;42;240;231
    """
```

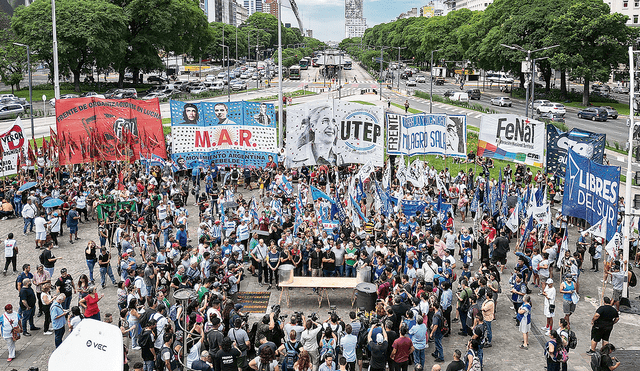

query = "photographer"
367;322;388;371
300;318;323;371
597;343;621;371
284;313;306;342
229;318;251;370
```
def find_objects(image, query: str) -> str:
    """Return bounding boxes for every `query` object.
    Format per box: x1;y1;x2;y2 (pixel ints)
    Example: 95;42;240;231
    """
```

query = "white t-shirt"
34;217;47;233
4;239;16;258
75;195;87;209
50;217;62;233
1;311;19;338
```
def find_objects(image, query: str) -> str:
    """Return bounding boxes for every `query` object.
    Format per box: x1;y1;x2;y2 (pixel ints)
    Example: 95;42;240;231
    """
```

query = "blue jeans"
322;269;334;277
144;360;155;371
45;267;54;278
163;230;170;247
302;262;310;276
23;217;34;233
458;308;469;334
63;295;72;310
20;307;35;331
100;236;107;248
433;331;444;360
485;320;492;343
54;327;65;347
478;347;483;367
86;259;96;282
336;265;344;277
100;265;117;286
345;265;356;277
413;348;425;369
13;200;22;217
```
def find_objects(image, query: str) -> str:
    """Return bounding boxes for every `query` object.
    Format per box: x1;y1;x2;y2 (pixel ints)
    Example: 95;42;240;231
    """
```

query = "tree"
549;0;635;105
0;13;26;93
12;0;128;91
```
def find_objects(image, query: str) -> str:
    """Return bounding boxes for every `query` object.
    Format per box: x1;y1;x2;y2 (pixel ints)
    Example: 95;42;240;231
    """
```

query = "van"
205;75;216;82
487;72;514;84
205;80;224;91
451;92;469;102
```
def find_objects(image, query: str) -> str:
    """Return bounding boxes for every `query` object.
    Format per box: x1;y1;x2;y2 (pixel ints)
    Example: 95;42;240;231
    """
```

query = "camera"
310;312;319;321
293;311;304;326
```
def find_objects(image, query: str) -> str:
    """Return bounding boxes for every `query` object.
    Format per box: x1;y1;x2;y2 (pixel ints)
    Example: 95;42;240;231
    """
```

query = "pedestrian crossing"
385;90;485;118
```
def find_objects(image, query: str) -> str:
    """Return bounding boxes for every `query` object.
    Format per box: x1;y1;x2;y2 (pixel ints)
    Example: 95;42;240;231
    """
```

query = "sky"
279;0;423;42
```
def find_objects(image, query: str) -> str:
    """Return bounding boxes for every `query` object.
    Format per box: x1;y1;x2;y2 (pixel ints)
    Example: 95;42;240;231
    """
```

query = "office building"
345;0;367;38
243;0;263;16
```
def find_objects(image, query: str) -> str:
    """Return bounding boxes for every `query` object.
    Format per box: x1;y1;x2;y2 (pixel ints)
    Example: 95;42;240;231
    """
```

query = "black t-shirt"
494;236;510;257
85;246;97;260
445;360;466;371
42;249;55;268
385;330;398;358
207;330;225;353
310;250;323;269
323;251;336;271
19;287;37;309
56;275;74;297
368;341;388;369
98;252;111;267
594;305;619;329
140;329;156;361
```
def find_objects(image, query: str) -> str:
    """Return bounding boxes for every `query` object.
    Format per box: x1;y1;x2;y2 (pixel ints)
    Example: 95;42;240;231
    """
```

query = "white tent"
49;319;123;371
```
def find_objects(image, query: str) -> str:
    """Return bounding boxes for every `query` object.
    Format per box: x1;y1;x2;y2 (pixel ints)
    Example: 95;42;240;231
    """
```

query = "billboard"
170;100;277;169
562;148;619;241
386;113;467;158
0;117;28;175
477;114;545;167
55;98;166;165
285;100;384;167
546;124;605;177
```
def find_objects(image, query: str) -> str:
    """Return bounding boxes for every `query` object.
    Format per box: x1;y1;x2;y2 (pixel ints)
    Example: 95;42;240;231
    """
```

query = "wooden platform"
278;277;361;307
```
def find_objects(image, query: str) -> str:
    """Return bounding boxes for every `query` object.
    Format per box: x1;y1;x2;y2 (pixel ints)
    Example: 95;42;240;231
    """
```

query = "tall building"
608;0;640;25
345;0;367;38
243;0;263;16
236;3;249;25
200;0;239;24
264;0;278;18
455;0;493;11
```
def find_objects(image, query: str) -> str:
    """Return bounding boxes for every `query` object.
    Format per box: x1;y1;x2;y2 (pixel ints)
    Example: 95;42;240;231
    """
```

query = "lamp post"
500;43;559;118
51;0;60;99
220;44;230;102
13;42;34;143
624;46;637;301
277;0;283;149
390;46;406;90
429;49;441;113
378;46;390;100
530;56;549;115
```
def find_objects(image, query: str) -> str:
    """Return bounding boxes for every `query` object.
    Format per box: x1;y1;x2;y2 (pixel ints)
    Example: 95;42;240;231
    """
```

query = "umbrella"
18;182;37;192
42;198;64;208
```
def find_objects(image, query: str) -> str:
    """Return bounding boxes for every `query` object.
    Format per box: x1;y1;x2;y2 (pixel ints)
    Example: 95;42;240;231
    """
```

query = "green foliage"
0;13;26;93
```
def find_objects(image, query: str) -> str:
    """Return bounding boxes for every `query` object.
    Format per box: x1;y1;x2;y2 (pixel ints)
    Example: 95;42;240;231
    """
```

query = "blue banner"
389;195;429;217
546;124;605;177
310;185;334;202
375;181;394;217
562;148;619;240
170;100;278;168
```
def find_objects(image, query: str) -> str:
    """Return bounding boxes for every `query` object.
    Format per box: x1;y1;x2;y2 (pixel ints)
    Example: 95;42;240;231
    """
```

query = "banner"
170;100;277;168
477;114;545;167
546;124;605;176
528;204;551;224
386;113;467;157
562;148;619;240
285;100;384;167
0;117;28;175
55;98;167;165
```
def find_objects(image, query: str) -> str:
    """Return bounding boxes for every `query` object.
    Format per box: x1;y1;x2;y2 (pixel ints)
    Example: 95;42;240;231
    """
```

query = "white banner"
528;204;551;224
386;113;467;158
477;114;545;167
0;117;28;176
285;100;384;167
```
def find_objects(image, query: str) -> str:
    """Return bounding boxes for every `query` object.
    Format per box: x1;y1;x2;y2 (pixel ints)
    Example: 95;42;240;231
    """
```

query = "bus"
299;58;310;70
312;57;319;67
344;59;352;70
289;65;301;80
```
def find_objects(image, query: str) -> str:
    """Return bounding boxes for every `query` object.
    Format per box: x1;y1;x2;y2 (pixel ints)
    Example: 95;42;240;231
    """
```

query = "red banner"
55;97;167;165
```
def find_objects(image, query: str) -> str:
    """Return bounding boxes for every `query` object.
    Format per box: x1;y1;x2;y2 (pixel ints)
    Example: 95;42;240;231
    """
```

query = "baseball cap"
376;333;384;344
546;278;553;284
234;304;244;311
122;253;129;258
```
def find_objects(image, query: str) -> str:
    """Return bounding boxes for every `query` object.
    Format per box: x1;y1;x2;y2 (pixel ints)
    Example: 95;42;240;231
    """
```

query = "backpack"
460;288;472;312
259;360;271;371
630;270;637;287
39;250;47;266
567;330;578;350
138;308;157;329
435;312;448;335
590;352;602;371
469;350;481;371
282;341;300;371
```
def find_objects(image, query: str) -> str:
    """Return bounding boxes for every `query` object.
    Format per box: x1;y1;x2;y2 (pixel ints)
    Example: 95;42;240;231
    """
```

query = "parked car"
142;92;169;100
123;72;133;81
577;107;608;121
612;86;630;94
49;93;80;107
0;103;24;119
240;73;250;79
536;102;566;115
189;84;208;94
231;81;247;91
466;89;481;100
400;73;409;80
406;78;417;87
80;91;105;99
147;75;168;84
443;90;455;98
415;75;426;83
204;81;224;91
217;71;227;79
490;96;512;107
537;112;565;123
530;99;550;110
434;78;445;85
112;88;137;99
592;84;611;93
451;92;469;102
600;106;619;119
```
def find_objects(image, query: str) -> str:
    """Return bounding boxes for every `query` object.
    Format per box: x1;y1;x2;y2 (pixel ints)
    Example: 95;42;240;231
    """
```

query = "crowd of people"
0;151;634;371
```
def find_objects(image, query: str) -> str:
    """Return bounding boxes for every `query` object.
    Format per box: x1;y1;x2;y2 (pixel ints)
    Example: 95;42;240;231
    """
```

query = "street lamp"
430;49;441;113
219;44;230;102
389;46;406;90
277;0;283;149
13;42;34;143
52;0;60;99
500;43;559;118
530;56;549;114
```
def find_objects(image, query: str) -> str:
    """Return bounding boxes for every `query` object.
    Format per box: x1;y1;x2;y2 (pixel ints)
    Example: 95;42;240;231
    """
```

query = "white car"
231;81;247;91
530;99;550;110
490;97;512;107
142;92;169;100
190;84;208;94
406;78;417;87
240;73;250;79
81;91;105;99
415;75;426;83
217;71;227;79
536;102;566;115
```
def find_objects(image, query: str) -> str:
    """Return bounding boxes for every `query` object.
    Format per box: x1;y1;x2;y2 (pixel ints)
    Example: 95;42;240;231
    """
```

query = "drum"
355;282;377;311
356;266;371;284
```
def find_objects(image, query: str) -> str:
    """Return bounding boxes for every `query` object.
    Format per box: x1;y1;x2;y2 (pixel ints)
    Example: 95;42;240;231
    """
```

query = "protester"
1;304;22;362
588;297;619;356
